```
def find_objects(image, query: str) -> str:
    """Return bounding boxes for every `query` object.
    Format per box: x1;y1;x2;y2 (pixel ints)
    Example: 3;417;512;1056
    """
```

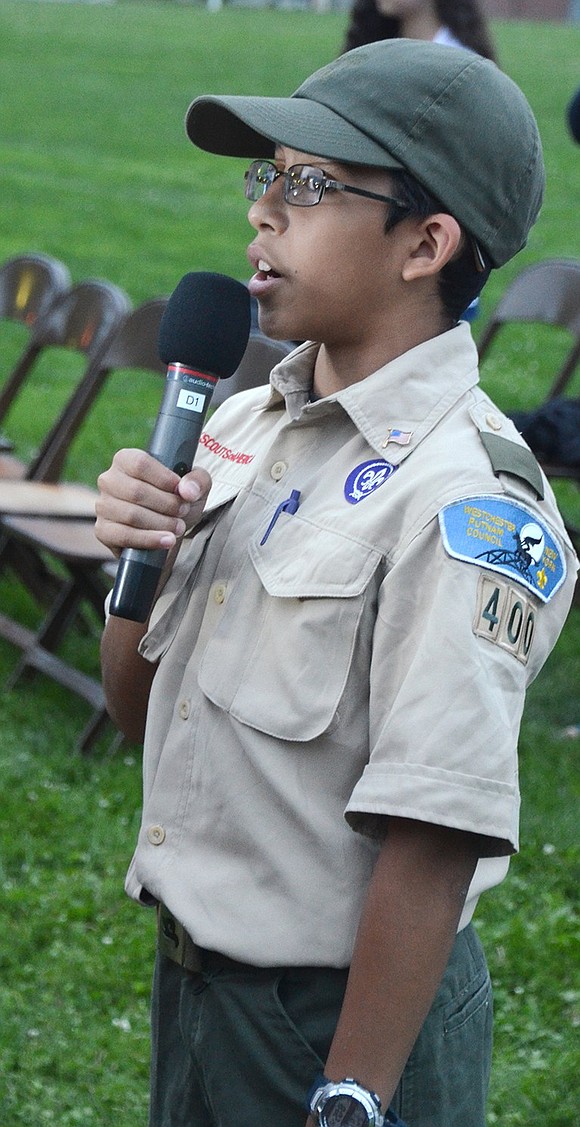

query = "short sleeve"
346;513;573;855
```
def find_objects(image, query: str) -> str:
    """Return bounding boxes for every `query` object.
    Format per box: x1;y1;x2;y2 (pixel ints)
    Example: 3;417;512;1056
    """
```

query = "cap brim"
185;94;404;169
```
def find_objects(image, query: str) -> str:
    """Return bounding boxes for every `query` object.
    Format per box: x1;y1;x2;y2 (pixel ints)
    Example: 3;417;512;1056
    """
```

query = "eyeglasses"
244;159;408;211
244;158;487;273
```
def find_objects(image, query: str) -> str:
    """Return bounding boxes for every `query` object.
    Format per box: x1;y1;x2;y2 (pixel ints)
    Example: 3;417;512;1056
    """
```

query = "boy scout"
95;40;578;1127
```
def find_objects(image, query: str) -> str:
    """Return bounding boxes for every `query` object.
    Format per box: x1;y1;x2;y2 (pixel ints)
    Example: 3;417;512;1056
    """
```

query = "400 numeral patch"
473;574;535;664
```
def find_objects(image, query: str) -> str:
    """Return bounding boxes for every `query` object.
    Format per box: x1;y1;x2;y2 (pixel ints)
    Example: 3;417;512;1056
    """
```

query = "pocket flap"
249;517;382;598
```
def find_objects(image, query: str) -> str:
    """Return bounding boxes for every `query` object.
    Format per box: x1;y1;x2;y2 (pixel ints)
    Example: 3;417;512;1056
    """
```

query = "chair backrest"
211;332;295;408
0;278;131;428
97;296;168;372
28;298;168;483
0;252;71;327
0;279;132;482
478;258;580;398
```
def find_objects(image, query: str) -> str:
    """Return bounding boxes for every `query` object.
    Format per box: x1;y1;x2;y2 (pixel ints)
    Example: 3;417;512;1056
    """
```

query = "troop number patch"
439;496;566;603
473;575;535;664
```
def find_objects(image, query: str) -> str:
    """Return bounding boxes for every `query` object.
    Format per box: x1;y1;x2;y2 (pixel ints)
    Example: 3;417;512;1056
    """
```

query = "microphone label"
177;389;205;413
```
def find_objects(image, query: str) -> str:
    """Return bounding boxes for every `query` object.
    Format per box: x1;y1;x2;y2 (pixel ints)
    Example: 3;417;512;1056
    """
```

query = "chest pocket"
197;517;382;742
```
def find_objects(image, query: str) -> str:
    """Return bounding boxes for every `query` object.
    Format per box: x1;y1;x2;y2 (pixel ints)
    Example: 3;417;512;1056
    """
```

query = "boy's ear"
401;214;463;281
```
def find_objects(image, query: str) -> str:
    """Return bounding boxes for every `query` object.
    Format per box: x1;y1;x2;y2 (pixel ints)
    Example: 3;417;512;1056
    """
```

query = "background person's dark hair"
436;0;496;61
343;0;398;52
385;169;492;322
342;0;497;63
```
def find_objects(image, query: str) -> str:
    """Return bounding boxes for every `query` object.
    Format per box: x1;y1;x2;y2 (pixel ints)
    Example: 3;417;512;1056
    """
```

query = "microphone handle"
109;363;217;622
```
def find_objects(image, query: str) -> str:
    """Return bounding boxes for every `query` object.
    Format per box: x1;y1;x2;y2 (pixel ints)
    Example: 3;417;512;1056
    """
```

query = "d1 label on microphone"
177;388;205;413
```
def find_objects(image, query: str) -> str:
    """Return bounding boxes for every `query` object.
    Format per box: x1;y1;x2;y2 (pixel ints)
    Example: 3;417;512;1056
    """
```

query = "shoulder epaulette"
479;432;544;500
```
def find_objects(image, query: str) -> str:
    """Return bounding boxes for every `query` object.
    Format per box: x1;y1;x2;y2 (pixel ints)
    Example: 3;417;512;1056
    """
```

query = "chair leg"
5;575;83;690
6;558;108;688
0;531;62;607
1;544;122;753
76;707;125;756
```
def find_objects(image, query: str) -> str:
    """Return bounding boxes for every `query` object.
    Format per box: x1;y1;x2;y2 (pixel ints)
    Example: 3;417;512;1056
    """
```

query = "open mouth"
257;259;281;279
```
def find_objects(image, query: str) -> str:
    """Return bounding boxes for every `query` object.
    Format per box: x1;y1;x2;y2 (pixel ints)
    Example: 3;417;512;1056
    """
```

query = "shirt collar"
263;323;479;458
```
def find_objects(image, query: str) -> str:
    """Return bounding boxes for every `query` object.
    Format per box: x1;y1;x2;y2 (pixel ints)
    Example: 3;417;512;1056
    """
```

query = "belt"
156;904;270;977
157;903;204;973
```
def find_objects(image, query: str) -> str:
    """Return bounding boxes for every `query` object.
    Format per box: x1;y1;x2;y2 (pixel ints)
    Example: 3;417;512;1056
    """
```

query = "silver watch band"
308;1076;385;1127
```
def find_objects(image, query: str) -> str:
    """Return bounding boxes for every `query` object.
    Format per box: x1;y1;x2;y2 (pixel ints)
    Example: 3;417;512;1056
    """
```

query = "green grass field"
0;3;578;1124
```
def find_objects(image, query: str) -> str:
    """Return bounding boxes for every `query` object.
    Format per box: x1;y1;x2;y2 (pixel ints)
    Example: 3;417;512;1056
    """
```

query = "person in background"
342;0;497;63
567;85;580;143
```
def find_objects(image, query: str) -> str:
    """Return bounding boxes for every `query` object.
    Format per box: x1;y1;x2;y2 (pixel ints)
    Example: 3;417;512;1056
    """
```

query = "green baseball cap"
185;39;545;269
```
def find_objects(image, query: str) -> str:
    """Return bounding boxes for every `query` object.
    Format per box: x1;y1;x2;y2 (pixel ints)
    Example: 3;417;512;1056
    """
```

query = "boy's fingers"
96;474;185;522
175;468;212;528
95;451;213;555
95;492;186;535
97;450;182;513
177;467;212;502
94;520;180;559
113;447;181;490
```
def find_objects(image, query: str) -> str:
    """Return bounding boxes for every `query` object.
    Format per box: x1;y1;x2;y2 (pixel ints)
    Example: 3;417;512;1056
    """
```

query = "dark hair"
436;0;496;61
385;169;492;322
343;1;398;53
342;0;497;64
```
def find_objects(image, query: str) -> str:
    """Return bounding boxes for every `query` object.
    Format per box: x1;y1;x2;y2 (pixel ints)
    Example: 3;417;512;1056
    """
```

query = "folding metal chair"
0;308;293;752
210;331;295;409
0;278;131;480
0;252;72;452
0;298;169;752
0;276;131;607
478;257;580;600
478;258;580;398
0;251;71;332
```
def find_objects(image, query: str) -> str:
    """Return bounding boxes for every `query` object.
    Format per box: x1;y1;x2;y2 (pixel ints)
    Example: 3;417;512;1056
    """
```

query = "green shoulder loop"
479;431;544;500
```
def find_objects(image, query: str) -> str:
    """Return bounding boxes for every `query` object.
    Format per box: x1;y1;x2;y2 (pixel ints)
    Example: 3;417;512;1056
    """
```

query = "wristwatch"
307;1075;406;1127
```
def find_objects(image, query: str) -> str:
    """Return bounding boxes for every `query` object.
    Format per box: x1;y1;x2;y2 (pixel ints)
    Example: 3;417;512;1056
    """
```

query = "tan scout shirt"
126;323;577;967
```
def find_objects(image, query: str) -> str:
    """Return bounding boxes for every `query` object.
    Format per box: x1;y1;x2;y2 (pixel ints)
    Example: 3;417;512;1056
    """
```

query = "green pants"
149;922;492;1127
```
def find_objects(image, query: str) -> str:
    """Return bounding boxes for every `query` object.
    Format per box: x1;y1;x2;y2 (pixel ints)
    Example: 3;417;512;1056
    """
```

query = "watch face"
323;1094;369;1127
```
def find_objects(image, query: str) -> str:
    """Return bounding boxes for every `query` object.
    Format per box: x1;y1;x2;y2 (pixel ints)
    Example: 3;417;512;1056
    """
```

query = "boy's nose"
247;177;288;231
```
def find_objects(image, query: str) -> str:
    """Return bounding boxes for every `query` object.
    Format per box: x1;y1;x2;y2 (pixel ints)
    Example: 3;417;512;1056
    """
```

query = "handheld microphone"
109;271;251;622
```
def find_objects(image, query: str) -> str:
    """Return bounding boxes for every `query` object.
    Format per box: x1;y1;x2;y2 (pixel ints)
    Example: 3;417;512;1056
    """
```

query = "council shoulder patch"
439;495;566;603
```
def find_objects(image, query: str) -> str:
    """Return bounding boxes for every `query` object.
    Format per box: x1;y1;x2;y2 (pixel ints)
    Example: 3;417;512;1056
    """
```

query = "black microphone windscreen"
158;271;251;379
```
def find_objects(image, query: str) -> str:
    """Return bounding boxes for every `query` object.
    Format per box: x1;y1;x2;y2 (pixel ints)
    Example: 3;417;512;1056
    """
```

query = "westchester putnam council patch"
439;496;566;603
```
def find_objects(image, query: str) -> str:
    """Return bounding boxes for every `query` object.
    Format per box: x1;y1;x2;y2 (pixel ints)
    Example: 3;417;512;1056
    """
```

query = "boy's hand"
95;447;212;558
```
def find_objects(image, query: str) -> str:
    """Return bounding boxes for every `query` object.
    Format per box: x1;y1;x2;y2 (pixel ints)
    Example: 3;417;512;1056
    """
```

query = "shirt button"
179;699;190;720
270;461;287;481
214;583;227;605
147;825;166;846
485;413;503;431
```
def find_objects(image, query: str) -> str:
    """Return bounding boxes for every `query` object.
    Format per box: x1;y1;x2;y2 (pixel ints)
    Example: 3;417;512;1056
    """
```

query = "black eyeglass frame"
244;159;408;211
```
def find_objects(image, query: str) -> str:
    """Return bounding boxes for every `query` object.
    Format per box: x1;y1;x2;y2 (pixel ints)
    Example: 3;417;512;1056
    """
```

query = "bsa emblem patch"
344;460;398;505
439;495;566;603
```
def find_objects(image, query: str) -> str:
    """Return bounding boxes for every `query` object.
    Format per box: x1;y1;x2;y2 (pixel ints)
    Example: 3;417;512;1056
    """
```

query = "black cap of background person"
185;39;545;272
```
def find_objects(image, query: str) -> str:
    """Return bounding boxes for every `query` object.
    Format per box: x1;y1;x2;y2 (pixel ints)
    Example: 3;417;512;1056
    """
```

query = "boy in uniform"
96;40;578;1127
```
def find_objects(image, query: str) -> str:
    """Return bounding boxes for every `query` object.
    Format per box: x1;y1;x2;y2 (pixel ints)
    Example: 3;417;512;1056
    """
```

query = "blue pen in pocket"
260;489;301;546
